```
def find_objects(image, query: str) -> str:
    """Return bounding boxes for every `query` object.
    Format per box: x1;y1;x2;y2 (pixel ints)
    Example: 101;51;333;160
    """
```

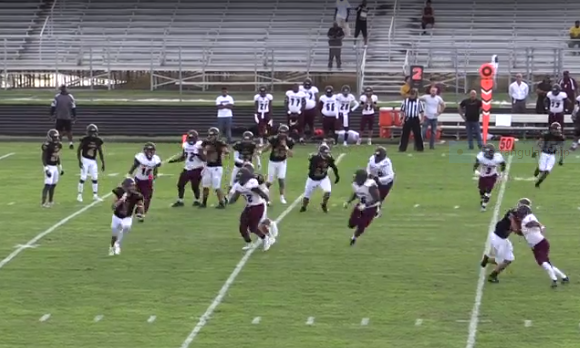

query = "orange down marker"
479;63;495;145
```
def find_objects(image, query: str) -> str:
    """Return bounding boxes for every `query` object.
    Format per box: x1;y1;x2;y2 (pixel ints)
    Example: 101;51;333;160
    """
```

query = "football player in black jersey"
300;144;340;213
229;131;260;192
76;124;105;202
41;129;64;207
110;177;144;256
260;124;294;204
200;127;229;208
532;122;565;188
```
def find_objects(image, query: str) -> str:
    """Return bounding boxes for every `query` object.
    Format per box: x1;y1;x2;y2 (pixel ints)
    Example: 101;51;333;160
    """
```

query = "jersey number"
290;98;302;107
551;101;561;109
359;196;367;204
141;166;153;176
188;152;197;162
86;147;96;157
485;167;492;174
325;103;335;111
259;102;268;111
340;103;350;111
244;194;253;203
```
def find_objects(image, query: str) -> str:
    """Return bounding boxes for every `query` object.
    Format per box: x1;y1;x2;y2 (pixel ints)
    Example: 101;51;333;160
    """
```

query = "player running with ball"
473;144;506;212
343;169;381;246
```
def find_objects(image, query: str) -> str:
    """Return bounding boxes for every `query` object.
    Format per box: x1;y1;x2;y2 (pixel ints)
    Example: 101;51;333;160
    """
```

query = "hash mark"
454;205;460;209
361;318;369;326
107;173;119;177
94;315;103;322
39;314;51;322
524;320;532;327
306;317;315;325
7;202;15;206
415;319;423;326
441;153;447;157
413;204;420;208
407;154;413;157
252;317;261;324
147;315;156;323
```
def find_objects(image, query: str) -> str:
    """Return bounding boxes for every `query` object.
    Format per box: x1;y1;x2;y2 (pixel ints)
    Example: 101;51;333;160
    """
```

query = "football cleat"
77;194;83;202
113;242;121;255
108;247;115;256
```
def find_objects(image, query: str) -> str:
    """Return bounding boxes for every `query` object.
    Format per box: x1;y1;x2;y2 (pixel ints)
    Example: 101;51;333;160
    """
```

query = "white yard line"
94;315;104;322
415;319;423;326
0;152;15;160
465;155;513;348
148;315;157;323
524;320;532;327
306;317;315;325
251;317;261;324
361;318;369;326
39;314;51;322
179;153;347;348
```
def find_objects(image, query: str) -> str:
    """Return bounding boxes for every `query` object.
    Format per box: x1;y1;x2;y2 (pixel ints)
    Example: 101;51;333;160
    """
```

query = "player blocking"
77;124;105;202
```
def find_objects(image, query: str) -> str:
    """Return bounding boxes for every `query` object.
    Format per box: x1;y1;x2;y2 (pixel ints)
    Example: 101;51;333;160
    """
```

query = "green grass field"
0;142;579;348
0;89;514;107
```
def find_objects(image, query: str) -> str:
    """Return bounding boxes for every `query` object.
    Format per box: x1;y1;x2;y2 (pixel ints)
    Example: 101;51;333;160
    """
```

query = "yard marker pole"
479;63;495;145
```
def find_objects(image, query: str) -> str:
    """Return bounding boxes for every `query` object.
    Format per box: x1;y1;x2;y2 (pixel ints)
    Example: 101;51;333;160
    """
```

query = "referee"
398;89;424;152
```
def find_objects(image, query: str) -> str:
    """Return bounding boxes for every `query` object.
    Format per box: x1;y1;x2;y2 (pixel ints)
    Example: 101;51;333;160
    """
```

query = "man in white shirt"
508;73;529;114
420;88;445;149
215;87;234;143
335;0;351;37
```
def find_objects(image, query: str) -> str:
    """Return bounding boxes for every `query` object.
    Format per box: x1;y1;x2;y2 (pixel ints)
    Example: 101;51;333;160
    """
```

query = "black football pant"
399;117;423;152
328;47;342;68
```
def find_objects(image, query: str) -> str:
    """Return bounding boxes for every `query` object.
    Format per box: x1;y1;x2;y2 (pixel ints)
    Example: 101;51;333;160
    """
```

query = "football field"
0;141;579;348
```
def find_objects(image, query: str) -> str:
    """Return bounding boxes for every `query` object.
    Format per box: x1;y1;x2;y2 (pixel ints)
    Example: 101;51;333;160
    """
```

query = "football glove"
357;203;366;211
559;159;564;166
474;170;481;176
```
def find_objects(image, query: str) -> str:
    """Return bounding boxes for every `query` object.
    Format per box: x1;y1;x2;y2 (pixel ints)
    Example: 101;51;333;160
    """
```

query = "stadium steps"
20;0;55;59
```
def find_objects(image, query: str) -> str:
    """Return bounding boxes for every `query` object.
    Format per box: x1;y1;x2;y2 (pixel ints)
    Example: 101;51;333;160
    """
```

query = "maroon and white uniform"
299;85;319;132
335;93;359;130
320;94;338;135
233;177;275;250
349;179;380;231
178;140;204;190
286;89;306;131
476;151;504;192
134;152;162;202
546;90;567;127
359;94;378;131
254;93;273;135
521;213;550;265
366;155;394;201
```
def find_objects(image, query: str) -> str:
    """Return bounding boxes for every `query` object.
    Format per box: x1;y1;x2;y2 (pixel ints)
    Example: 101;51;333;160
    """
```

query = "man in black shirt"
459;90;483;150
354;0;369;46
535;77;551;114
327;23;345;69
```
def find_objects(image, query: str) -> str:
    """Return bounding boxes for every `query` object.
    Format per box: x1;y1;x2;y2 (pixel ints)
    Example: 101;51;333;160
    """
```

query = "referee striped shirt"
400;98;423;119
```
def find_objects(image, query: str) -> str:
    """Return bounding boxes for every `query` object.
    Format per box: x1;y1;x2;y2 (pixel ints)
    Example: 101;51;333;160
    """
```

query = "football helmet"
517;197;532;208
551;84;561;95
86;124;98;137
242;130;254;141
364;86;373;97
550;122;562;135
341;85;351;96
318;143;331;157
258;86;267;97
325;86;334;97
515;204;532;220
237;167;254;185
208;127;220;140
143;142;156;159
121;177;136;191
483;144;495;159
186;129;199;145
47;129;60;143
303;78;313;89
353;169;368;186
374;146;387;163
242;162;255;171
278;124;290;136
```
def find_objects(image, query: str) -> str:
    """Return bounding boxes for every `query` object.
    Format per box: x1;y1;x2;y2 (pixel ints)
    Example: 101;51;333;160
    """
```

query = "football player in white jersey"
335;85;360;146
359;87;378;145
473;144;506;211
299;78;319;141
343;169;381;246
545;84;568;131
366;147;394;207
285;83;306;136
228;167;276;251
254;86;274;145
319;86;339;143
515;205;569;288
169;130;205;207
127;142;162;221
571;95;580;150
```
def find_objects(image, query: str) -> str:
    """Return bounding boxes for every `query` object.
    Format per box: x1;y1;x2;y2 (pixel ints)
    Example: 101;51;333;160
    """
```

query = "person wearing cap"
558;71;577;114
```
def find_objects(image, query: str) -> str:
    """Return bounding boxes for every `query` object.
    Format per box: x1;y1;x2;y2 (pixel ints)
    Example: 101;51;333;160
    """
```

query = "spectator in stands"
354;0;369;47
558;71;577;113
459;90;483;150
569;21;580;55
421;0;434;35
335;0;351;37
400;76;411;98
420;87;445;150
535;76;551;114
423;77;442;95
215;87;234;143
508;73;529;114
328;22;345;69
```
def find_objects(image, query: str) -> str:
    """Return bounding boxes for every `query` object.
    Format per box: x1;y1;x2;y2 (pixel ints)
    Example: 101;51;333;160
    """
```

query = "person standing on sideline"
215;87;234;143
535;76;551;114
420;88;445;150
400;76;411;99
354;0;369;47
327;22;345;69
398;89;424;152
508;73;529;114
558;71;578;113
335;0;351;37
50;84;77;149
459;90;483;150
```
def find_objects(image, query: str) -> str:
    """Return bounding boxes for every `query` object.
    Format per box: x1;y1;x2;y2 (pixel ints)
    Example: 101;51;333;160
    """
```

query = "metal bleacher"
11;0;362;72
0;1;44;60
407;0;580;74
